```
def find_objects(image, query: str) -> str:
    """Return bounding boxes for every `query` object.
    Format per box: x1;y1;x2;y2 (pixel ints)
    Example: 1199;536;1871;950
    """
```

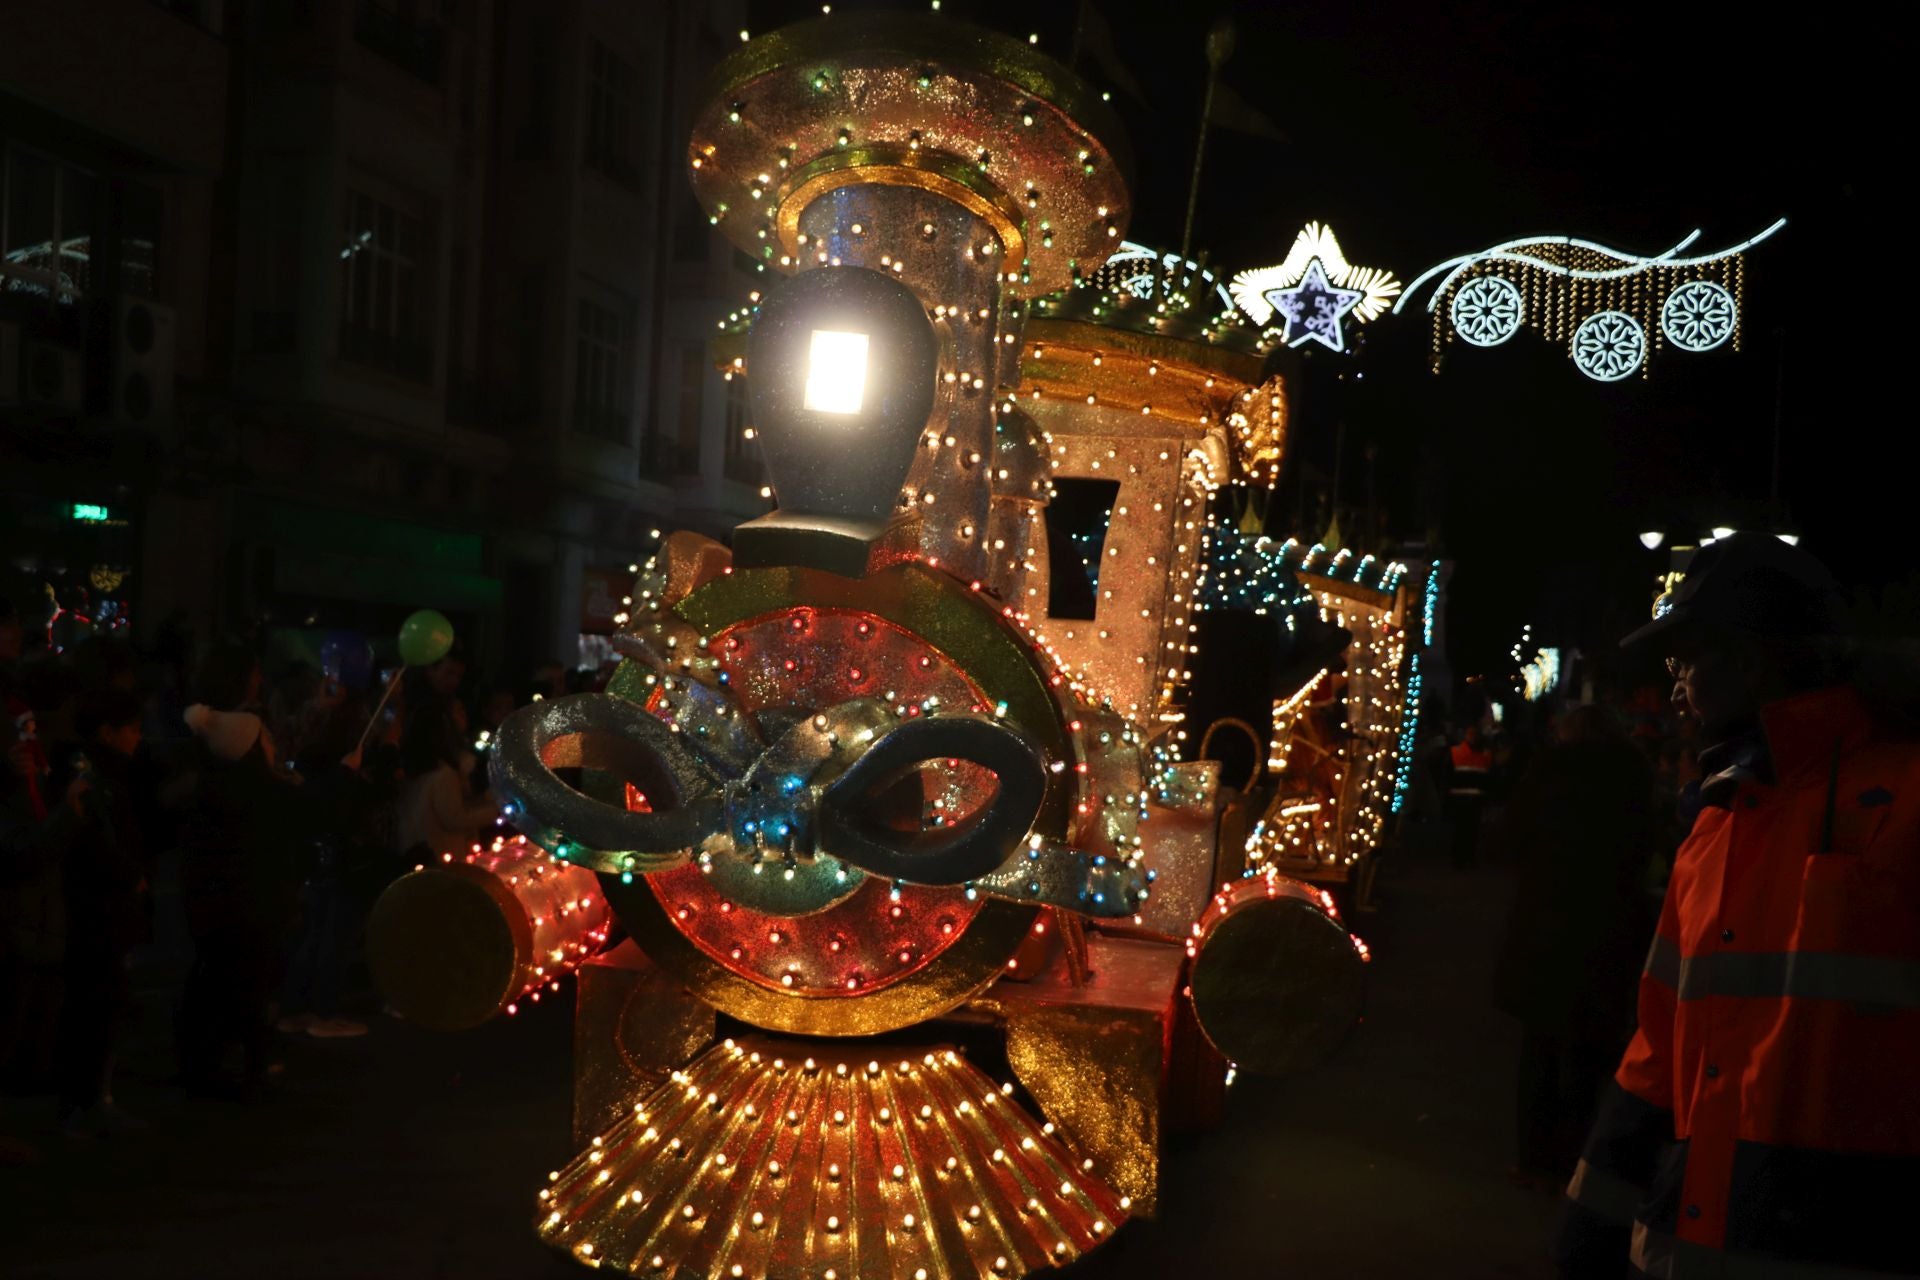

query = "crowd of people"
0;596;596;1163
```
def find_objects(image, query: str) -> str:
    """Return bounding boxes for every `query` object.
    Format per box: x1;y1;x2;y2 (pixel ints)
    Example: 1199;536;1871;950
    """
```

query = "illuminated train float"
367;14;1423;1277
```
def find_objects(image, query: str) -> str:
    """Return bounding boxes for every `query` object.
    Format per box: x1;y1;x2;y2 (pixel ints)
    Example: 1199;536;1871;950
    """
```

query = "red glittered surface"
644;608;996;998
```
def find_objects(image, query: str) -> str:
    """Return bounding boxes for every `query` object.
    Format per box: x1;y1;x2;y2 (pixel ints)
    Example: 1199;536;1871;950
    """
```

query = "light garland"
1241;576;1413;880
1396;219;1785;379
1420;558;1441;648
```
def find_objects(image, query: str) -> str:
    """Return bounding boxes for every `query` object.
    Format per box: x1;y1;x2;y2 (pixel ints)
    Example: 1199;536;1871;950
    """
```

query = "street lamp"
734;265;941;575
1638;531;1665;550
1711;525;1735;540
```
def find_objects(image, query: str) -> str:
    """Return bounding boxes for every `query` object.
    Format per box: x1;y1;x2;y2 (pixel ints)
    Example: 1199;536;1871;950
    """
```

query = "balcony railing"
353;0;445;84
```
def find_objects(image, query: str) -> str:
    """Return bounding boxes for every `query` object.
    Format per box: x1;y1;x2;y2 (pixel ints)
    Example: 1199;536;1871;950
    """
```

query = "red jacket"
1558;687;1920;1278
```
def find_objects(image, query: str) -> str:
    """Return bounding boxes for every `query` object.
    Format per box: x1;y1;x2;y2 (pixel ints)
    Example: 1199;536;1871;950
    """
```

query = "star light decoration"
1268;259;1364;353
1229;222;1403;355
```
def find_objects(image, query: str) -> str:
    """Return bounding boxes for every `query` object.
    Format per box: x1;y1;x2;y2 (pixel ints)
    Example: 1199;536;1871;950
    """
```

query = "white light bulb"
803;329;869;415
1638;531;1664;550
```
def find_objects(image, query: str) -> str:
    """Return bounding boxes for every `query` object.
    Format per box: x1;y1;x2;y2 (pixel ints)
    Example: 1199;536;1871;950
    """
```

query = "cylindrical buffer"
1186;872;1366;1075
368;838;612;1031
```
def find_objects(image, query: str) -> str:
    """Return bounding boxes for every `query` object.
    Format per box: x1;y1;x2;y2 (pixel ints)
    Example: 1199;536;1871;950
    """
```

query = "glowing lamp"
802;329;870;414
1638;531;1665;550
1777;533;1800;546
1711;525;1735;540
734;266;939;576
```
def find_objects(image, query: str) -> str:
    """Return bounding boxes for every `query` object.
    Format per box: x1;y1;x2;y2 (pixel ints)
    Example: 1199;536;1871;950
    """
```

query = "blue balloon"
319;631;375;691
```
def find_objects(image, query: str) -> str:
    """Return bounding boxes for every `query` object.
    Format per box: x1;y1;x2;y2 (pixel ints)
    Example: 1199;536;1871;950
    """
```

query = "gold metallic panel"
1132;762;1221;940
1016;410;1217;723
687;12;1131;296
1022;318;1267;413
981;934;1183;1216
538;1037;1129;1278
776;146;1026;272
571;941;717;1147
658;531;734;603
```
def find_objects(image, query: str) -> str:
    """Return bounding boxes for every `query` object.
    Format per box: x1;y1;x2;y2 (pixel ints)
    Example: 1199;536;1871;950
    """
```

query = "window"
1044;478;1122;620
652;346;704;478
583;41;634;180
338;187;431;380
353;0;445;83
121;182;162;301
572;290;632;443
2;146;94;303
722;375;759;483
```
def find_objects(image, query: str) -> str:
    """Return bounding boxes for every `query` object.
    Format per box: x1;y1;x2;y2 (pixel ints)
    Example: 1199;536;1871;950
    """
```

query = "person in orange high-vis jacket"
1556;533;1920;1279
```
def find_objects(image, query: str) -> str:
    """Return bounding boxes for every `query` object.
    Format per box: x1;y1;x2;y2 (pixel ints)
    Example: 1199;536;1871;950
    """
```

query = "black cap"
1620;532;1849;653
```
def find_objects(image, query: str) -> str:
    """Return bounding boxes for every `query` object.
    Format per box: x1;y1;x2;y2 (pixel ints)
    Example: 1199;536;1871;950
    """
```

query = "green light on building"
71;503;112;523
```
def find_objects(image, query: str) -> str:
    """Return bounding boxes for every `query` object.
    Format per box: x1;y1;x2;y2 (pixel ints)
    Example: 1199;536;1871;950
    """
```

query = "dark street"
5;3;1900;1277
2;829;1557;1280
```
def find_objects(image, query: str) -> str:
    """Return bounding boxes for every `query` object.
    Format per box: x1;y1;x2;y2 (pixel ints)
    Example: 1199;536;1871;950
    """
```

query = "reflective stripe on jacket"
1556;687;1920;1278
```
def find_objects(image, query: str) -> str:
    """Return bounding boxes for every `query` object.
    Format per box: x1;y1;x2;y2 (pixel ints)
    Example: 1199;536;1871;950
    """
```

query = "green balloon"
398;609;455;667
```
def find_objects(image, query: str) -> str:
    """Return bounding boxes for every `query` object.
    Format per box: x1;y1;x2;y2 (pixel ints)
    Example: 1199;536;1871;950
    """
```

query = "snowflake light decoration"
1448;276;1523;347
1571;311;1646;382
1661;280;1736;351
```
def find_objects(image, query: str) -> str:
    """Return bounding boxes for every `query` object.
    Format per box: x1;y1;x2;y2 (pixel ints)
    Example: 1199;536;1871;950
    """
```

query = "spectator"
278;695;383;1039
267;664;327;770
1446;723;1493;867
56;689;152;1137
424;641;467;701
1492;704;1657;1188
0;595;20;678
477;685;517;737
1;709;91;1157
395;696;496;861
176;642;295;1098
0;597;49;828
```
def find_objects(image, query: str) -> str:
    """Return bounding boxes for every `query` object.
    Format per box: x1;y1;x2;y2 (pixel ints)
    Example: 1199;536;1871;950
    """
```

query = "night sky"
746;0;1888;679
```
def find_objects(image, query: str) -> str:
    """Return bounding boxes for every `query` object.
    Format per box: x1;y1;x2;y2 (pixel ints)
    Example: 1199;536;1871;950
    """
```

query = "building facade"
2;0;760;678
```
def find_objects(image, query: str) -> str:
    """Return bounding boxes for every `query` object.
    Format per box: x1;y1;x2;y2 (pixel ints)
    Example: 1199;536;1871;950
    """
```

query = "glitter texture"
539;1038;1127;1278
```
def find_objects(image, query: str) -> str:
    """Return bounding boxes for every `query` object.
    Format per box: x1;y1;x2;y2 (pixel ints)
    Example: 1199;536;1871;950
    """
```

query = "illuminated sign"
70;503;111;523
